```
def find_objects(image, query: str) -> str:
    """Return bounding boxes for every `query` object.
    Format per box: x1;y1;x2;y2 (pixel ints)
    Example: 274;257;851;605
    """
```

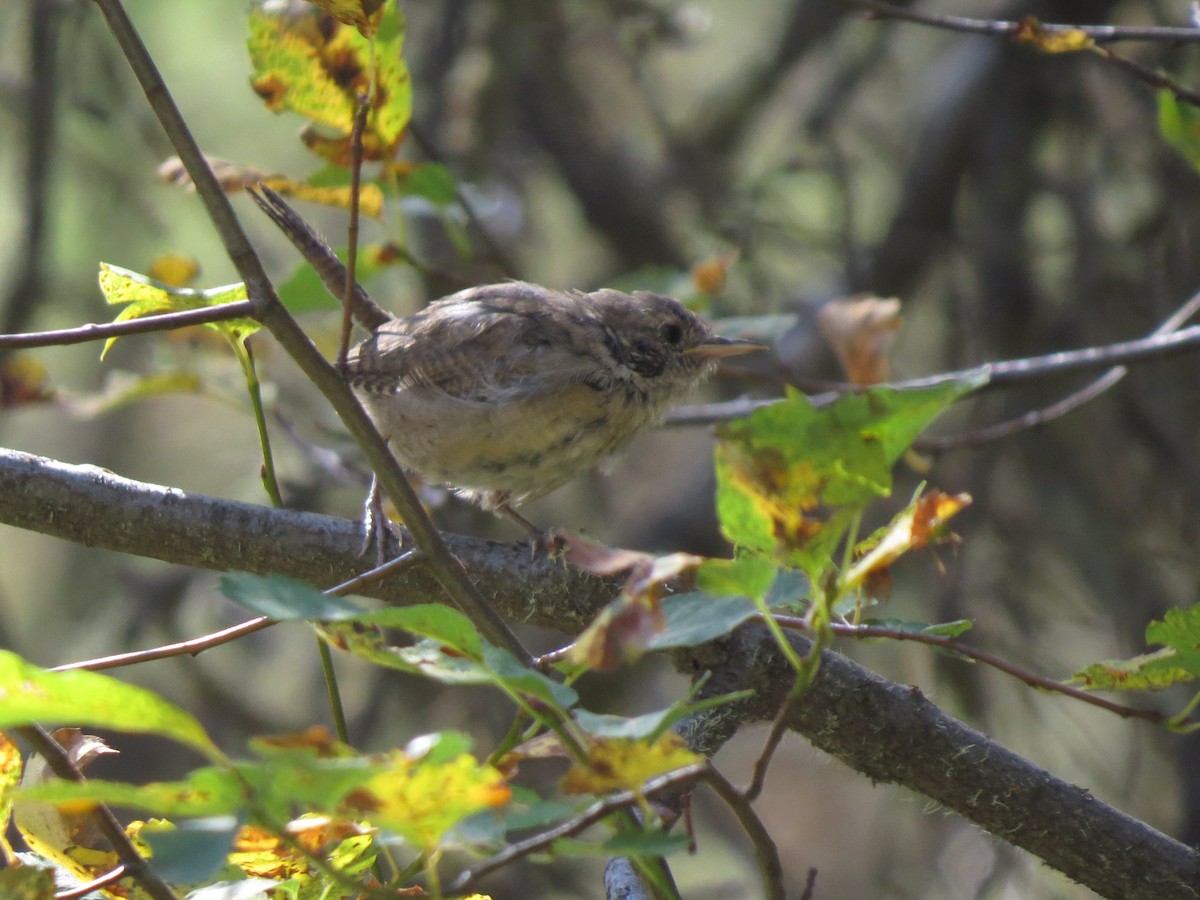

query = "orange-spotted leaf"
844;489;971;592
715;374;985;577
560;733;703;796
1071;606;1200;698
816;295;902;386
0;355;54;408
98;262;256;358
248;2;412;163
343;751;510;849
1012;17;1096;53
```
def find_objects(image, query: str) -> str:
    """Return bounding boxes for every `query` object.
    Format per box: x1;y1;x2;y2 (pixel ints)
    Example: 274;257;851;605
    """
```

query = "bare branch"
850;0;1200;44
0;301;257;350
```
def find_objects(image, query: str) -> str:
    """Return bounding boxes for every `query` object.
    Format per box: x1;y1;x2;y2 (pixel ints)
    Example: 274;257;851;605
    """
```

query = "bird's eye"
660;322;684;346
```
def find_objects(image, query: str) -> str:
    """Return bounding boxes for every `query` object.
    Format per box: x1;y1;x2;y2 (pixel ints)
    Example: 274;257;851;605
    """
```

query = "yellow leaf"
1013;17;1096;53
0;354;54;408
343;752;510;850
560;734;702;796
97;263;256;358
845;490;971;591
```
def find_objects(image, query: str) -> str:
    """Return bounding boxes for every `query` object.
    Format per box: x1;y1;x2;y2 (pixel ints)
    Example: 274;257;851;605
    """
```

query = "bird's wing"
343;284;602;401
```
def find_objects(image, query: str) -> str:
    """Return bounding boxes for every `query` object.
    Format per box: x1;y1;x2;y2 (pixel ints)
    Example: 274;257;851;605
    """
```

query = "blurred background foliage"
4;0;1200;896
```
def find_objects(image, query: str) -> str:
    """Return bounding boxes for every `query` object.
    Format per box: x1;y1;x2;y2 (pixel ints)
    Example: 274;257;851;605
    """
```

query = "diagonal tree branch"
2;445;1198;896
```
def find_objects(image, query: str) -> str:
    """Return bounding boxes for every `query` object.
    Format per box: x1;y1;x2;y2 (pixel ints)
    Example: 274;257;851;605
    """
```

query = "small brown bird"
250;187;762;523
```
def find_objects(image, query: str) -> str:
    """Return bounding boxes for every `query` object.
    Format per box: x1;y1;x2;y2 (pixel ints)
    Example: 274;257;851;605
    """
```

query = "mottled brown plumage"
250;186;761;514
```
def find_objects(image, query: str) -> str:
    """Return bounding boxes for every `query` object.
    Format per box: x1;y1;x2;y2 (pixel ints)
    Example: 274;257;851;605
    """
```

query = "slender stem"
235;340;283;507
340;99;370;367
702;768;784;900
317;638;351;743
448;764;708;895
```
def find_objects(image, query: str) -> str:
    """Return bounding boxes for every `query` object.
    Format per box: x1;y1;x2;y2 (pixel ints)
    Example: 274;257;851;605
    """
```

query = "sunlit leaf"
248;3;412;163
560;734;702;796
715;373;985;575
98;263;256;358
356;603;485;658
343;752;510;849
0;652;219;759
15;767;244;818
844;489;971;591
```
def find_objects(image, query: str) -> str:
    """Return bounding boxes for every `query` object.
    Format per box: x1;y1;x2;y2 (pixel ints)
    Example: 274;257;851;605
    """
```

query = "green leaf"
1070;648;1190;692
97;263;256;358
646;593;759;651
482;646;578;709
0;651;220;759
715;374;985;574
15;768;242;817
399;162;458;206
220;572;366;621
140;817;241;884
695;555;776;599
1158;90;1200;172
358;604;485;658
573;691;752;741
1146;606;1200;672
63;370;203;419
860;618;974;639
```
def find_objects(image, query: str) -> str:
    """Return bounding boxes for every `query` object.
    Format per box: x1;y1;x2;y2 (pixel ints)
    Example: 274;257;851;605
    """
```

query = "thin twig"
55;864;129;899
702;768;785;900
52;550;427;673
669;321;1200;426
776;617;1178;727
0;301;257;349
448;763;708;895
1095;46;1200;106
849;0;1200;44
923;286;1200;448
17;726;180;900
340;98;370;367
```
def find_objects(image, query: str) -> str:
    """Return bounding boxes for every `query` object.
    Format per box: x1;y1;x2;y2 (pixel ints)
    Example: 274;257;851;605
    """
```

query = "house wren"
250;187;762;517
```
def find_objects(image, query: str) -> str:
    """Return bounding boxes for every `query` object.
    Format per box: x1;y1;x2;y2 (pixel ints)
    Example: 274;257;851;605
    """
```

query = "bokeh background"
4;0;1200;896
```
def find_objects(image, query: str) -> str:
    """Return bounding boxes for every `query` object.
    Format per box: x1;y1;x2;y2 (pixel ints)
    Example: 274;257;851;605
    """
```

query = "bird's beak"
685;336;767;360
